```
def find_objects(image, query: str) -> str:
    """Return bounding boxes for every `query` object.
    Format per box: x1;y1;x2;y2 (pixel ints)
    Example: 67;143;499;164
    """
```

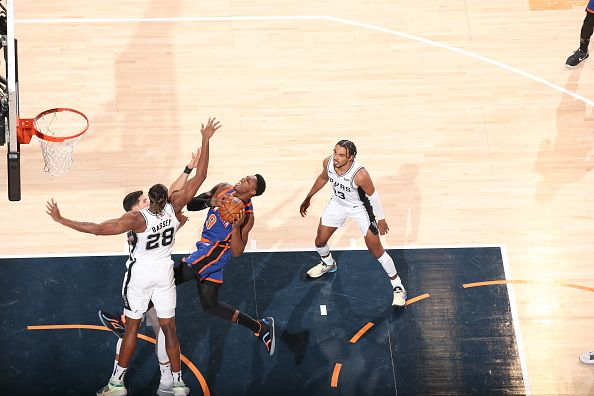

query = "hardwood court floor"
1;1;593;394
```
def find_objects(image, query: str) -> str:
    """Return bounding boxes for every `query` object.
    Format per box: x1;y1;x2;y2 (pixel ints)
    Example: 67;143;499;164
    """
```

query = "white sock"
156;328;168;364
115;337;122;355
111;364;127;383
159;362;173;386
316;245;334;265
390;275;404;289
377;252;399;279
112;338;123;373
172;370;183;384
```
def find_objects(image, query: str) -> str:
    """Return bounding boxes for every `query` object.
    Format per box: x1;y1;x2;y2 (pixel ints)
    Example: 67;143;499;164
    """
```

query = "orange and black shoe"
255;317;276;356
99;310;126;339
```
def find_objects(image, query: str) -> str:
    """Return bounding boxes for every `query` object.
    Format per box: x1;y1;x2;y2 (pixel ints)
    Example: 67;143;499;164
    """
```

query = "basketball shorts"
187;241;232;284
121;258;176;320
321;198;372;236
588;0;594;13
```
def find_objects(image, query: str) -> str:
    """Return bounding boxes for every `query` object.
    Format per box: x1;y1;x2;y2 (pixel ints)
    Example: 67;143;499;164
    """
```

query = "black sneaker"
565;49;589;68
255;317;276;356
98;310;125;339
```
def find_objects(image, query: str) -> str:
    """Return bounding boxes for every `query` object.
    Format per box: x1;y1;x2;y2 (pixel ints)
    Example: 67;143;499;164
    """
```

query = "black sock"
579;13;594;52
236;311;262;334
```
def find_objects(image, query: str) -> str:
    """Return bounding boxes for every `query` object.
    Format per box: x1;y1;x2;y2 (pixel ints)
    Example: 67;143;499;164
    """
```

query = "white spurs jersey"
327;156;365;207
127;203;180;265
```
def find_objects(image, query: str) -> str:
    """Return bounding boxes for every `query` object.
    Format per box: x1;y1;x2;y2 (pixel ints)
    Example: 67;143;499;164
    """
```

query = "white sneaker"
306;260;337;278
96;380;127;396
158;381;191;396
392;286;407;308
172;381;190;396
579;351;594;365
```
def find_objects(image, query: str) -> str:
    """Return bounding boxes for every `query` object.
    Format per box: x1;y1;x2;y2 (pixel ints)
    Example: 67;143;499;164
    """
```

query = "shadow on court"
0;248;525;395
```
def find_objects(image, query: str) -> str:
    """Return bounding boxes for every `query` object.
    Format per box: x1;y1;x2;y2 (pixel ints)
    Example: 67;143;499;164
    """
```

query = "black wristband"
183;166;192;174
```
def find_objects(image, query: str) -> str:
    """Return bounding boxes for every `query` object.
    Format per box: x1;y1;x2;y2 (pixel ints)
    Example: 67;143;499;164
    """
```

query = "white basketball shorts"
320;198;371;236
121;259;176;319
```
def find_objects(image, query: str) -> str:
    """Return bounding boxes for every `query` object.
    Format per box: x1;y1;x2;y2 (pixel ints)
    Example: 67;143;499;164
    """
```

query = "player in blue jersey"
565;0;594;67
174;174;275;355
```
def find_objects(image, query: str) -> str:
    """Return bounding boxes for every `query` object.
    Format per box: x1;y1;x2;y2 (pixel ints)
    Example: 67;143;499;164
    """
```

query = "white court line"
0;244;505;259
15;14;594;107
501;245;532;396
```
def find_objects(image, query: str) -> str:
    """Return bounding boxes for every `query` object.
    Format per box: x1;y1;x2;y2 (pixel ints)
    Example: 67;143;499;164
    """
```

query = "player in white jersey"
99;150;201;396
299;139;407;307
46;117;221;396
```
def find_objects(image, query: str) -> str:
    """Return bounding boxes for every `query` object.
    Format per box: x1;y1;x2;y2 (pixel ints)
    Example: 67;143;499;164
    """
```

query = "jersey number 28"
146;227;174;250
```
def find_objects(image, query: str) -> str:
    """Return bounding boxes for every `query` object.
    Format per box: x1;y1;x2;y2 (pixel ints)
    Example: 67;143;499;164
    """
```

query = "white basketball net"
38;137;82;176
34;109;87;176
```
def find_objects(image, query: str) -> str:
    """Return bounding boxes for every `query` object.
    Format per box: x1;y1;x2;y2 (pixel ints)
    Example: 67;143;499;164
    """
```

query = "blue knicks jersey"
199;186;254;244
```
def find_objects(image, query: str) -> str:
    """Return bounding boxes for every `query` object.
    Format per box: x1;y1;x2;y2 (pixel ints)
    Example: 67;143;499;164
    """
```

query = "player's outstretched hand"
46;198;62;222
378;219;389;235
299;197;311;217
187;148;201;170
201;117;221;139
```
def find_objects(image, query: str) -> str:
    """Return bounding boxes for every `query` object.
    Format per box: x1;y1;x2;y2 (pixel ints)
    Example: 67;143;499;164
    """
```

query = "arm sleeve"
368;191;385;220
186;192;212;212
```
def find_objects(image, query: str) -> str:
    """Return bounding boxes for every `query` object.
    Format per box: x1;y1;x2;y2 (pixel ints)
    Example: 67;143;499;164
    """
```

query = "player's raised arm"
170;117;221;212
300;156;330;217
46;199;145;235
169;148;201;196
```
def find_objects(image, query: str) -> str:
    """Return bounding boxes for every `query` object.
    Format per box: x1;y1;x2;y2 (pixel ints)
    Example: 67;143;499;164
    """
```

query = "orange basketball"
219;196;245;223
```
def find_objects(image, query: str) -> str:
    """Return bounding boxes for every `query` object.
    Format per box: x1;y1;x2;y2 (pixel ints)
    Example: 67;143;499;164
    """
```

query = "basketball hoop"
17;108;88;176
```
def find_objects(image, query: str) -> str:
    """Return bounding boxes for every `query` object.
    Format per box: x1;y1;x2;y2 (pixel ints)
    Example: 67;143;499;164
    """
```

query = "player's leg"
566;9;594;67
96;315;142;396
156;316;188;396
97;271;151;396
192;248;276;356
354;209;407;308
307;201;343;278
145;308;183;396
174;256;199;286
197;279;276;355
362;230;406;306
152;282;189;396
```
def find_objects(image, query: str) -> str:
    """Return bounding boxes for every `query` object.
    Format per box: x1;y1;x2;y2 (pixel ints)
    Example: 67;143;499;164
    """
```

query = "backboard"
1;0;20;201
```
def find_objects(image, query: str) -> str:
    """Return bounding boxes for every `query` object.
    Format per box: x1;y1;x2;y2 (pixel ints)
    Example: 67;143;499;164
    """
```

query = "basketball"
219;196;245;223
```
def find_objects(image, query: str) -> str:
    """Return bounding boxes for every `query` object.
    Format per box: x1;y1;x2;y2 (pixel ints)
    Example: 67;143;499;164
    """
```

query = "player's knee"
365;239;384;257
314;236;329;247
159;320;176;336
124;318;141;333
